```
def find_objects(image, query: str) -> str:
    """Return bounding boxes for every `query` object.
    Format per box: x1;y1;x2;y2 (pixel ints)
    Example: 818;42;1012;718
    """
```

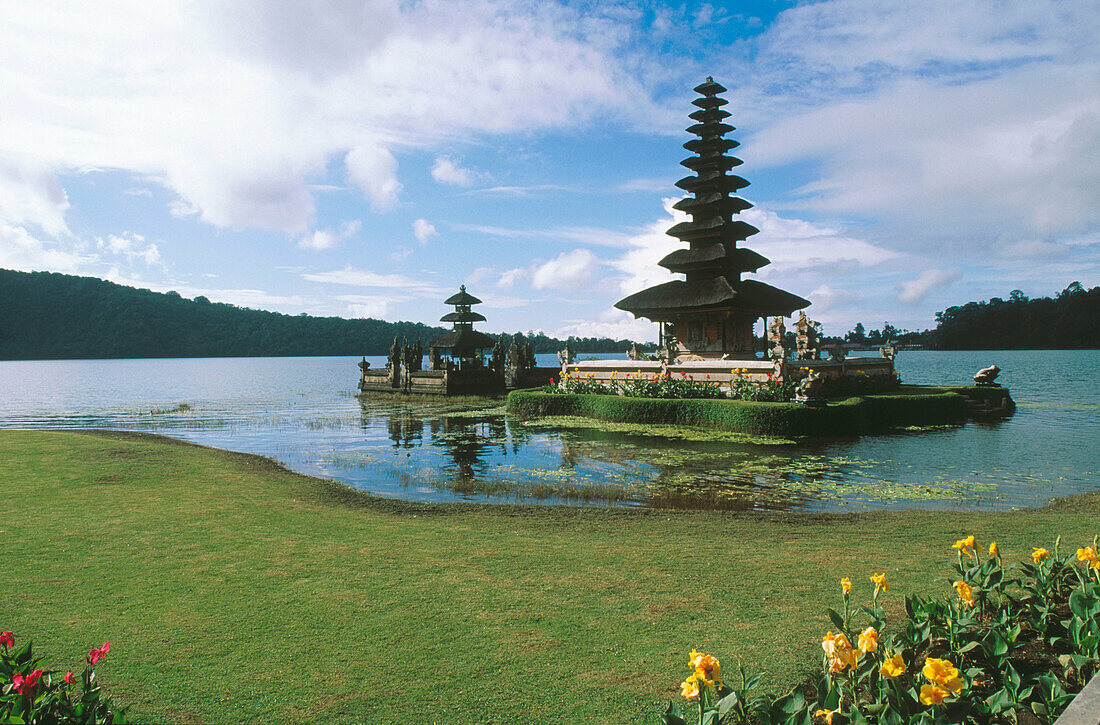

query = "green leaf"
827;608;845;632
715;691;740;721
776;690;806;715
958;641;981;654
984;688;1011;713
659;701;687;725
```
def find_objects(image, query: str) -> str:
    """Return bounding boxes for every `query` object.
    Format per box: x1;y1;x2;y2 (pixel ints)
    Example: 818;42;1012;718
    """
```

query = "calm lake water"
0;351;1096;511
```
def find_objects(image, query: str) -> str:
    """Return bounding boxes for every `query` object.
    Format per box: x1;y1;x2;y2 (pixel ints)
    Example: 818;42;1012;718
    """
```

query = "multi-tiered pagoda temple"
615;77;810;361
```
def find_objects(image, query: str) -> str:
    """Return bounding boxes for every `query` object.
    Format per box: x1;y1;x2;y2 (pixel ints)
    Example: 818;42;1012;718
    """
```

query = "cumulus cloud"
552;308;657;342
345;146;402;212
897;269;962;304
0;156;70;236
0;224;87;272
430;156;475;187
0;0;662;236
298;219;361;251
531;249;598;291
97;231;163;266
412;218;438;244
497;267;527;289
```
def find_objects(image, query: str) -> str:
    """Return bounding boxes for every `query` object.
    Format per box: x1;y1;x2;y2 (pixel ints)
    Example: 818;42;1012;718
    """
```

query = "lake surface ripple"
0;350;1096;511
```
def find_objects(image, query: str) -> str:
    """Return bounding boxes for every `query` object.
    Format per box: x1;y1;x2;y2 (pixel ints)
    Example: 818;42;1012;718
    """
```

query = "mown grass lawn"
2;430;1096;724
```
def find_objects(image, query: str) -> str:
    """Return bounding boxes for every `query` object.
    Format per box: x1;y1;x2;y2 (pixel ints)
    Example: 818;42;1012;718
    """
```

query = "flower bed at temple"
506;387;968;437
660;536;1100;725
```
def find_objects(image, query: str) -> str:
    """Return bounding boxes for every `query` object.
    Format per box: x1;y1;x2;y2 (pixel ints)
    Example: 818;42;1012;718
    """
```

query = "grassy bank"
507;386;969;437
2;430;1096;724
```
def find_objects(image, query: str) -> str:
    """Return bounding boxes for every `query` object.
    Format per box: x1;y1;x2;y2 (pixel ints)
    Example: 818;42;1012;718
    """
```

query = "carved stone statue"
795;371;826;403
795;311;820;361
973;364;1001;386
412;339;423;371
880;341;897;361
491;338;505;374
523;341;535;371
559;342;575;366
387;337;400;369
767;317;786;361
358;357;370;373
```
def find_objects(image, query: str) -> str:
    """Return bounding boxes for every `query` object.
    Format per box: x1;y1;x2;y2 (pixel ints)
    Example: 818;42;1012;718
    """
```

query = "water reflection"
0;352;1096;511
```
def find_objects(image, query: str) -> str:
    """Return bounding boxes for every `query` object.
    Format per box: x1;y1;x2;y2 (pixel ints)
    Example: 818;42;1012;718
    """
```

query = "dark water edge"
0;350;1096;512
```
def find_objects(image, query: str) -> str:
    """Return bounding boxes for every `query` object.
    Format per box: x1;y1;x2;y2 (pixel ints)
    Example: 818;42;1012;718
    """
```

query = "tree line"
829;283;1098;350
0;269;642;360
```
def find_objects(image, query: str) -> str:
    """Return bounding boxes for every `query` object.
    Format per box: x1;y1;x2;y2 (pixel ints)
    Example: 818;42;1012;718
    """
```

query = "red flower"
0;631;12;648
12;669;42;694
88;641;110;664
64;671;75;684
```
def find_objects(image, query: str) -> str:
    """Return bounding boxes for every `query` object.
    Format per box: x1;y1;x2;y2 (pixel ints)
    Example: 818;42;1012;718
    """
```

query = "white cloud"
97;231;163;266
0;224;87;272
302;264;444;296
0;156;70;235
531;249;598;291
430;156;474;187
346;300;390;319
497;267;527;289
897;269;962;304
345;146;402;212
412;218;437;244
0;1;661;236
552;308;656;342
389;245;412;262
298;219;361;251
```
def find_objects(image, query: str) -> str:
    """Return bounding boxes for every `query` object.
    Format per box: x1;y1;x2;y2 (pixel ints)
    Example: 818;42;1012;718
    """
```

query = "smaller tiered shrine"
428;286;497;371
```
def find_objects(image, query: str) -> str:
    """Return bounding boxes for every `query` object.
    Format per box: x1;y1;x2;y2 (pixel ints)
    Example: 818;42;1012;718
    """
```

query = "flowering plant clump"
550;370;726;399
0;633;127;724
728;371;796;403
659;533;1100;725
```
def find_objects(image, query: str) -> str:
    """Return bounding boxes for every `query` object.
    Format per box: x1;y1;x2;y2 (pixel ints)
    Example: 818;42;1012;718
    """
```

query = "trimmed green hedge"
506;387;969;437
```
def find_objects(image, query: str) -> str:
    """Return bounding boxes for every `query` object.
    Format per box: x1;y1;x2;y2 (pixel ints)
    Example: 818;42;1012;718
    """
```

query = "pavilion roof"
428;327;497;351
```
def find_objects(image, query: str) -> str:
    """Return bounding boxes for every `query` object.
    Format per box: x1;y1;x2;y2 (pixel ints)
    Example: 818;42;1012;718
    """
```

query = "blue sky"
2;0;1098;342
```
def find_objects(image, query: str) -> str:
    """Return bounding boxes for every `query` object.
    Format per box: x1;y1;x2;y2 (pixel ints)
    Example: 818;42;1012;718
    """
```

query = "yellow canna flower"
689;650;720;686
922;657;963;694
814;708;839;724
822;631;858;672
920;684;950;706
680;673;700;700
1032;547;1050;563
989;542;999;557
952;536;976;559
870;572;889;594
953;580;976;607
858;627;879;653
880;652;906;679
1077;546;1098;564
841;577;852;596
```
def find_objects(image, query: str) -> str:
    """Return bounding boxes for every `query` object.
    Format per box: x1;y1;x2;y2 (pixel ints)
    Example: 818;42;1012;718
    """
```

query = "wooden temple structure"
615;77;810;362
565;77;895;390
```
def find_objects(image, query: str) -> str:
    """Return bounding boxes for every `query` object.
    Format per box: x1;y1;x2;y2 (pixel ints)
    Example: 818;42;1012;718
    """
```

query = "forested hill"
0;269;640;360
932;283;1099;349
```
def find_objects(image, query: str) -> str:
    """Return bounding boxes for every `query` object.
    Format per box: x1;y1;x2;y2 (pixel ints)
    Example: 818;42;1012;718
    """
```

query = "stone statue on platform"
523;341;535;370
973;364;1001;386
411;339;423;371
559;342;575;366
358;357;370;373
880;341;897;361
491;338;505;374
795;371;826;404
767;317;786;361
795;311;820;361
388;337;400;369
